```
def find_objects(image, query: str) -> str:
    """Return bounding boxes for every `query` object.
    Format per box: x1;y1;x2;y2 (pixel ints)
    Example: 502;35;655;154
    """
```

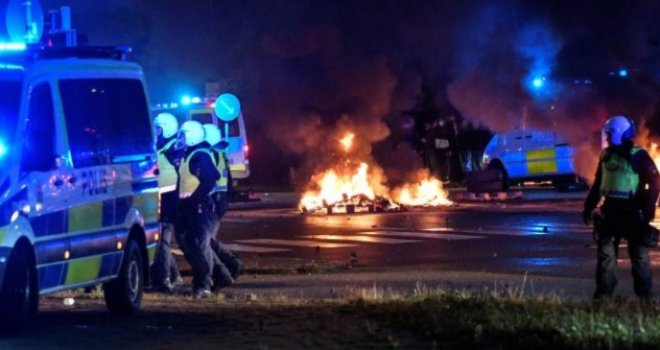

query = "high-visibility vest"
599;146;642;199
179;148;214;199
211;148;229;193
157;138;178;193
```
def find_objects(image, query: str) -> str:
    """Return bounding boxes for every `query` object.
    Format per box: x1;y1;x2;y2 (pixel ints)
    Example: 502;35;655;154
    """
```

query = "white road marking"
221;217;255;223
377;222;592;235
425;227;550;236
235;239;357;248
301;235;420;244
358;231;483;240
224;244;290;253
172;248;184;256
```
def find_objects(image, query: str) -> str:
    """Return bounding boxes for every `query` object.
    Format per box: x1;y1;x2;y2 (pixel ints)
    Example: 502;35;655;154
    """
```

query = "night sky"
41;0;660;187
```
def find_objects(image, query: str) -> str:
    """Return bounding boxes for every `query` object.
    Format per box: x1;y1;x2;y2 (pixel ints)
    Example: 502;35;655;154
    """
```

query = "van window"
60;79;152;167
0;81;22;168
21;83;56;172
191;112;214;125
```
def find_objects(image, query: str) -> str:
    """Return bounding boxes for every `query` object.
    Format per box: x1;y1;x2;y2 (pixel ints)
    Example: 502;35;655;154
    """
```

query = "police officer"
178;121;219;299
151;113;184;293
203;124;246;285
583;115;660;301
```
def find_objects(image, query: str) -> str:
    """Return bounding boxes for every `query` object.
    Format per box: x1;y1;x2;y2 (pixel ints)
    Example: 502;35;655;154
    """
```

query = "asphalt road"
214;190;660;298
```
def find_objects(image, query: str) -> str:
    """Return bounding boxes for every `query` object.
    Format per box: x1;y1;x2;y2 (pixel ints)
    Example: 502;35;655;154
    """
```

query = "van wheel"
104;240;143;315
0;247;38;332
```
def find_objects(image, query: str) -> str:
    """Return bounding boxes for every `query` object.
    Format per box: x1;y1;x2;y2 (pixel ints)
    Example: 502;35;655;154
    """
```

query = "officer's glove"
582;209;592;226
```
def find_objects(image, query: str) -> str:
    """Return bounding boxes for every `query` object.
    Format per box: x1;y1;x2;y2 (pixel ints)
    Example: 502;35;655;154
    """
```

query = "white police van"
481;129;578;189
0;44;160;331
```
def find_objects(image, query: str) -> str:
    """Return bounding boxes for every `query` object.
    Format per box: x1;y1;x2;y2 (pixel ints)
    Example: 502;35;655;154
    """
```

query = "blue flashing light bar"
0;63;24;70
181;95;192;105
0;141;8;158
0;42;27;52
618;69;628;77
191;96;201;104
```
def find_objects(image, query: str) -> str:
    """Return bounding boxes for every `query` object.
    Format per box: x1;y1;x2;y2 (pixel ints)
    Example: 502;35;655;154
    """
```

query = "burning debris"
299;162;397;214
650;143;660;171
391;171;453;207
300;132;453;214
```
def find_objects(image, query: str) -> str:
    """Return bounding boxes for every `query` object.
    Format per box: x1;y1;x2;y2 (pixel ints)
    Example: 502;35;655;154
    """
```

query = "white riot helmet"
180;120;206;147
203;123;222;147
153;113;179;138
602;115;635;146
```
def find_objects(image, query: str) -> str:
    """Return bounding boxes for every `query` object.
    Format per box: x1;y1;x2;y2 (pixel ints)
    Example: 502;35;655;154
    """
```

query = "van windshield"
0;80;22;171
191;112;214;125
60;78;153;167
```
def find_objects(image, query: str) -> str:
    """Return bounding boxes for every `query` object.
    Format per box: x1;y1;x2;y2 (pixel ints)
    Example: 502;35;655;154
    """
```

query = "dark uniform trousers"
209;191;243;287
152;191;181;286
595;201;652;298
177;198;215;291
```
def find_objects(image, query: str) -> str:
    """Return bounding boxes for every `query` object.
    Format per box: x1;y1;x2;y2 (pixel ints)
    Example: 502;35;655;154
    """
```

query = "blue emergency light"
618;69;628;77
181;95;192;105
0;140;8;158
0;42;25;51
532;77;545;89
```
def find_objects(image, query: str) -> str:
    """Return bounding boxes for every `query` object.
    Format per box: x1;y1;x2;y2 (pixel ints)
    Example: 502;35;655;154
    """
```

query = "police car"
153;99;250;184
481;129;578;189
0;43;159;330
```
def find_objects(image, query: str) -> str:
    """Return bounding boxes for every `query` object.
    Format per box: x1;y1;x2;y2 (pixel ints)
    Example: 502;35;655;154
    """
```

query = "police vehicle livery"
482;129;577;188
0;44;159;330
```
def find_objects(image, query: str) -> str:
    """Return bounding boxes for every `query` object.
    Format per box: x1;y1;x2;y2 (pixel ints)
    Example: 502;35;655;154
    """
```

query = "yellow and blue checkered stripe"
31;192;159;291
525;149;558;174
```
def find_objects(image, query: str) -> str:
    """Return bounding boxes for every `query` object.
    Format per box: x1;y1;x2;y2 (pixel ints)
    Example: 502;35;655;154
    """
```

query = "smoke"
446;0;660;182
39;0;659;187
258;27;398;187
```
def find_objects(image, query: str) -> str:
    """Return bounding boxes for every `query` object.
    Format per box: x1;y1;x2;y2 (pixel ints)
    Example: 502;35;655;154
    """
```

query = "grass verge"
16;284;660;349
353;286;660;349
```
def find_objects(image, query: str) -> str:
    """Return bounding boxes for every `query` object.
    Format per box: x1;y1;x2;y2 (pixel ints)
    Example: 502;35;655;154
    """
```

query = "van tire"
103;239;143;315
0;247;37;332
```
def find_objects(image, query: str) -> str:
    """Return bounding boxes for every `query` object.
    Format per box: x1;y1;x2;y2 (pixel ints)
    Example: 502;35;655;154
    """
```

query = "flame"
339;133;355;152
300;161;453;212
300;162;377;210
393;176;453;206
650;142;660;170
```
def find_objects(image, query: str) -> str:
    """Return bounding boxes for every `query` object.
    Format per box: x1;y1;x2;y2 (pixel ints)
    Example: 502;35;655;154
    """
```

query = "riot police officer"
151;113;184;293
203;124;246;285
178;121;219;299
583;115;660;300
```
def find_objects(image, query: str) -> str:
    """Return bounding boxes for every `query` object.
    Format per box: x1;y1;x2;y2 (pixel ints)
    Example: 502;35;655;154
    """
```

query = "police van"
0;44;159;330
481;129;578;189
152;100;250;184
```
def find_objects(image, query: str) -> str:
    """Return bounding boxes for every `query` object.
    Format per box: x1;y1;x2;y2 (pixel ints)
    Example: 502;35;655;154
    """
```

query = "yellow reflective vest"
179;148;215;198
599;146;642;199
157;138;178;193
211;148;229;193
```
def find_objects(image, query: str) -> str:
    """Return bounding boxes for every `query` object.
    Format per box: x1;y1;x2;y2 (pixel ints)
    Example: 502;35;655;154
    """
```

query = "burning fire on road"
650;142;660;171
300;132;453;214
